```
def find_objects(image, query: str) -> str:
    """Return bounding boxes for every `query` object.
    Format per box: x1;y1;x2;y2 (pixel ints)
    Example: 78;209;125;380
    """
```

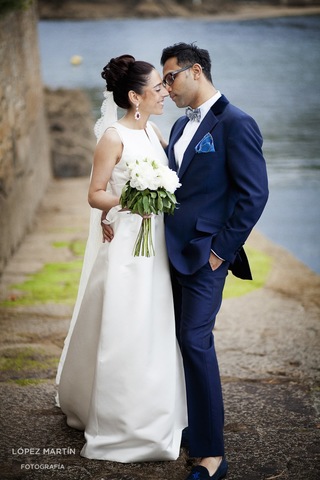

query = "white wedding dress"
56;122;187;462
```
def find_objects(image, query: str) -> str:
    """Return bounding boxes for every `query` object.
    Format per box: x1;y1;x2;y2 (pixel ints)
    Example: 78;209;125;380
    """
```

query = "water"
38;16;320;274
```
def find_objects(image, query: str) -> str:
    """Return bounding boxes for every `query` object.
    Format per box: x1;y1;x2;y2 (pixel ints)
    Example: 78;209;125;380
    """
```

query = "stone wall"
44;88;95;178
0;1;51;274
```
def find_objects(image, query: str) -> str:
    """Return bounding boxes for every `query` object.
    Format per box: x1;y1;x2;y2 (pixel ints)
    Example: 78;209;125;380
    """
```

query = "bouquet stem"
133;217;155;257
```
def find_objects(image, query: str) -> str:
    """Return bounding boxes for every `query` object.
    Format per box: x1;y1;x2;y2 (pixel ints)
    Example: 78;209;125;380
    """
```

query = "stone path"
0;178;319;480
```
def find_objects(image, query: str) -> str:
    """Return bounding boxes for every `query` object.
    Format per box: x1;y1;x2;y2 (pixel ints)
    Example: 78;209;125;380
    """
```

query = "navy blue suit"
165;95;268;457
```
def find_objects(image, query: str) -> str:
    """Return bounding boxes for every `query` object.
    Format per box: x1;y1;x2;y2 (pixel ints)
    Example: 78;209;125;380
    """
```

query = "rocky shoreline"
37;0;320;20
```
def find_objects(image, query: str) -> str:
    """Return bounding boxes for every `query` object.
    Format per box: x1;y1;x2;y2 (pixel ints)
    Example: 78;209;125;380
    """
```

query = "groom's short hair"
160;42;213;83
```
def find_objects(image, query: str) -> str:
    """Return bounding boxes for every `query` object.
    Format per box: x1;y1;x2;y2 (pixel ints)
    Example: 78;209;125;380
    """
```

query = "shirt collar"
199;90;222;119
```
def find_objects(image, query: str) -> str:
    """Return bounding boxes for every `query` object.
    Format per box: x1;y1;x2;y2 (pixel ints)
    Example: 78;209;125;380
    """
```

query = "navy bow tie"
185;106;201;122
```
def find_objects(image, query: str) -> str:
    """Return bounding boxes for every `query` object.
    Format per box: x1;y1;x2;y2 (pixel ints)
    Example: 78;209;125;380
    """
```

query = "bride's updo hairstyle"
102;55;155;109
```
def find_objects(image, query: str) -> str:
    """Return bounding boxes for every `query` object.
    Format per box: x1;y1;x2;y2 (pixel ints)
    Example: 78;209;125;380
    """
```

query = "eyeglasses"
162;65;193;87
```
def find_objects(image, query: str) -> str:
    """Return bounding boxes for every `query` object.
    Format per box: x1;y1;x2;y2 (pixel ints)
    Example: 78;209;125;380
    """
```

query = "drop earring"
134;104;141;121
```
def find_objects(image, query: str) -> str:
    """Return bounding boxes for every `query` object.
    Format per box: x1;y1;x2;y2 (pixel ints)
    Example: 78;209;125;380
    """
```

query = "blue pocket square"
195;133;215;153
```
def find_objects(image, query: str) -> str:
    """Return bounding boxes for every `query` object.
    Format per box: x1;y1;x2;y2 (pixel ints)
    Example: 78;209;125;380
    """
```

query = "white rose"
127;159;162;191
158;165;181;193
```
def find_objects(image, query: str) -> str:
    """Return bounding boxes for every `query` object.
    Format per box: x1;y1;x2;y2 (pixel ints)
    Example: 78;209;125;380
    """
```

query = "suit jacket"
164;94;269;279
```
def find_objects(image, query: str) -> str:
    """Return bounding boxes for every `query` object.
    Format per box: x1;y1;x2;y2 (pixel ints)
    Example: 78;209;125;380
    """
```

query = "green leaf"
166;192;177;203
136;197;144;216
143;196;150;213
157;196;163;211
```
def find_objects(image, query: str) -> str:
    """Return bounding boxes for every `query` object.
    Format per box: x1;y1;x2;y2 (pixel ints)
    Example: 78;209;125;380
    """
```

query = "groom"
160;43;268;479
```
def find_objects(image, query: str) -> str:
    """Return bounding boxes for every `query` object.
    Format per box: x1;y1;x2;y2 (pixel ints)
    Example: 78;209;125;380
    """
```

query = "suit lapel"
210;94;229;116
168;117;188;171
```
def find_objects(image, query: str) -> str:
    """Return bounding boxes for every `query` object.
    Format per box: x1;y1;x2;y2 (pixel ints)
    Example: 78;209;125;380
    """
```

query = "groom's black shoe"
185;458;228;480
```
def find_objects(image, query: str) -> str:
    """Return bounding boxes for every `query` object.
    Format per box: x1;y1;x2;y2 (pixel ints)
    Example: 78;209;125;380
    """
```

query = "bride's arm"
88;128;123;212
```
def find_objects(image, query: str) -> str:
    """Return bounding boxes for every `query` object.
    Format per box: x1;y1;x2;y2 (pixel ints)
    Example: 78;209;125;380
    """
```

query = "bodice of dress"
107;122;168;198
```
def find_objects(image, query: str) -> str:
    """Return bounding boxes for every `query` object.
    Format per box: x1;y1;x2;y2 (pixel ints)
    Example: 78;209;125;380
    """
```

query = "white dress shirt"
174;91;221;169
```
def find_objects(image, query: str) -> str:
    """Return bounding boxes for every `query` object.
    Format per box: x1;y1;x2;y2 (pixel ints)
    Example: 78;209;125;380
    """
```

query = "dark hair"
101;55;155;109
161;42;212;83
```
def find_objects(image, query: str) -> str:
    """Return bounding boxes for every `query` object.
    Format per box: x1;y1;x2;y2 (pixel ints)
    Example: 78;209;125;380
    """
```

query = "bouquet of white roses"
120;158;181;257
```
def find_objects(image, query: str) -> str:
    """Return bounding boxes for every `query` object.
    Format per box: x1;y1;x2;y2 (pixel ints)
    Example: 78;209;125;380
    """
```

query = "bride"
55;54;187;462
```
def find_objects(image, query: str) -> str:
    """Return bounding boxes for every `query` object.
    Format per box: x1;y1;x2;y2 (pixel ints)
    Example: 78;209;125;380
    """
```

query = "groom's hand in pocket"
209;251;223;271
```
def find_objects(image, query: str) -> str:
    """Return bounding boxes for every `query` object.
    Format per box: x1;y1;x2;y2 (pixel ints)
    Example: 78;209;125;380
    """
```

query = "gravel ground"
0;177;319;480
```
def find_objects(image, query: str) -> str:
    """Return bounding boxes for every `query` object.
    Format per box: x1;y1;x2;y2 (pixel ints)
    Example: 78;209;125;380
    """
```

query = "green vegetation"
0;240;85;307
0;346;59;385
0;261;83;307
53;239;85;257
0;0;32;16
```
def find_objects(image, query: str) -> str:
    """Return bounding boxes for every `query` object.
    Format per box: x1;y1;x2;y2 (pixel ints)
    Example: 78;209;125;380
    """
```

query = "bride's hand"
101;211;114;243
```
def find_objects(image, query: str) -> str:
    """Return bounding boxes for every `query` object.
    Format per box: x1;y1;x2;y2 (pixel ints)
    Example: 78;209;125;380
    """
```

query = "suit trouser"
170;260;229;457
